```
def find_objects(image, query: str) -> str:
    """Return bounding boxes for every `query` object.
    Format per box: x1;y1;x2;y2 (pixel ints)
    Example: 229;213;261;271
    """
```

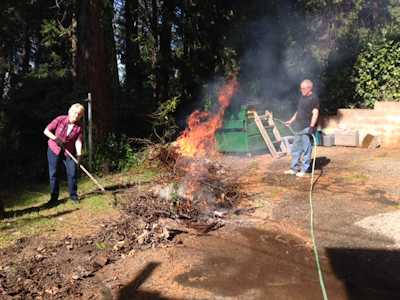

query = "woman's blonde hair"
69;103;85;116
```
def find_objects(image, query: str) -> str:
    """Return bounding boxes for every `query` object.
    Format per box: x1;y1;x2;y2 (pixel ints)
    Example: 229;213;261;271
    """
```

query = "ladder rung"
252;111;279;157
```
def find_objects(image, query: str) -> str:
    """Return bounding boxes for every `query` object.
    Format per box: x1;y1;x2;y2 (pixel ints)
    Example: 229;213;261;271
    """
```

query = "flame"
176;78;238;157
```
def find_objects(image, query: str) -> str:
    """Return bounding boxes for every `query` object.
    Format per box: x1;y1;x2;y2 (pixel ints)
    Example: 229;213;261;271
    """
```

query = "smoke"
178;2;353;125
235;6;325;119
174;1;397;163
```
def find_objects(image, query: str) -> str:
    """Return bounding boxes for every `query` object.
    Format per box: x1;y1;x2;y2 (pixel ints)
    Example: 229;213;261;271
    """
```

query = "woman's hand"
54;137;65;148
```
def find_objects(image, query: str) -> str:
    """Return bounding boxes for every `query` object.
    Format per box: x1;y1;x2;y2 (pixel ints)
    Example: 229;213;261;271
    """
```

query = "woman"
43;103;85;204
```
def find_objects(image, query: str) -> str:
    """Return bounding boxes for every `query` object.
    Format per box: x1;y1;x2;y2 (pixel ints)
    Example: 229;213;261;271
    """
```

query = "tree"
77;0;119;140
157;0;176;102
123;0;143;97
0;199;4;217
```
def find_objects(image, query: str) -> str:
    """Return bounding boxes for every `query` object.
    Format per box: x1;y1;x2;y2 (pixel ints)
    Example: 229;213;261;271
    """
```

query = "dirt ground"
1;146;400;299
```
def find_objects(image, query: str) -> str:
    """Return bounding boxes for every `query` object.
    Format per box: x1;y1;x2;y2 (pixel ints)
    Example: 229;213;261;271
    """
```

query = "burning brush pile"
174;77;238;157
161;77;241;214
117;77;245;229
121;77;243;229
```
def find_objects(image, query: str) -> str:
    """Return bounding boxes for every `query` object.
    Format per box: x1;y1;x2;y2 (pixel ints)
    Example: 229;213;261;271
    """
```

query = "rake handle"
65;149;106;192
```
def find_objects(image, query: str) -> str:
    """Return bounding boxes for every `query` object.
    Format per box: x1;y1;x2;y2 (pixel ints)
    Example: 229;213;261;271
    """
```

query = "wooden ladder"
249;110;288;158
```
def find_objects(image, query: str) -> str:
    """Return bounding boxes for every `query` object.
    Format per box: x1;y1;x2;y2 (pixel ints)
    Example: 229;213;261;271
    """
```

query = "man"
43;103;85;204
284;79;319;177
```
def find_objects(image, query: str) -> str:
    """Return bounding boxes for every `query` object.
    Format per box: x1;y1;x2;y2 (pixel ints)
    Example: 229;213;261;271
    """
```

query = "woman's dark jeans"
47;148;78;200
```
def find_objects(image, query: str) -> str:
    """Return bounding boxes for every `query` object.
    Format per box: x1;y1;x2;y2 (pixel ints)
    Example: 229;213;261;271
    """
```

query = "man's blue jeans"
290;128;313;173
47;148;78;200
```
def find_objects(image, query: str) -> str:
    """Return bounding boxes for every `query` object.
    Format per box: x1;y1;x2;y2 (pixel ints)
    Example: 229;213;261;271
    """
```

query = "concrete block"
374;101;400;112
381;134;400;148
334;130;359;147
321;134;335;146
321;104;400;148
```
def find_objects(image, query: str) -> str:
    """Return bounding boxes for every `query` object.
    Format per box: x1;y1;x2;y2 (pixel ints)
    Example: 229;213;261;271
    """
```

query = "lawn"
0;165;160;248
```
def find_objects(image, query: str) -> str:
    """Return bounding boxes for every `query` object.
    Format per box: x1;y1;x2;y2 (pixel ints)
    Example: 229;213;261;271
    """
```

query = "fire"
176;78;239;157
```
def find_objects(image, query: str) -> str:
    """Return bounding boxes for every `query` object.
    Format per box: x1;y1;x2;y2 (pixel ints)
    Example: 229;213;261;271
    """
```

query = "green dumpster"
216;105;288;154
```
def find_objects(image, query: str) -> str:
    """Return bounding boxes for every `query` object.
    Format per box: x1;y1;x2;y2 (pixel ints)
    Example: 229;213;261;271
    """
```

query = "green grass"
0;183;50;210
81;194;113;212
0;163;160;248
0;208;68;246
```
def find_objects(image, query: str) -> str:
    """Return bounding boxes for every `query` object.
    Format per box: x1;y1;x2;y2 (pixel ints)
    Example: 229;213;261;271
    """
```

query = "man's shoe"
284;169;297;175
296;171;306;177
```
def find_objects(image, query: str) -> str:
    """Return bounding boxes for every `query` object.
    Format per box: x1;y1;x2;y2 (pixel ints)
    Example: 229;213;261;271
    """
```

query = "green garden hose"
274;118;329;300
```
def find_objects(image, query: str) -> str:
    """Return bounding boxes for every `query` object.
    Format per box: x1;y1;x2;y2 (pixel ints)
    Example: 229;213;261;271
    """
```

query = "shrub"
151;96;180;143
353;38;400;107
93;133;138;173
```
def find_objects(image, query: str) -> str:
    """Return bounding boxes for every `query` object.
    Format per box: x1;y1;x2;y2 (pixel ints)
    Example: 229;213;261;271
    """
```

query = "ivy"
352;38;400;107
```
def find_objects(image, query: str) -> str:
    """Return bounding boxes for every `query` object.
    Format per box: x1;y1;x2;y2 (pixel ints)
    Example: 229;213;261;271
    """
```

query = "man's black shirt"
293;94;320;131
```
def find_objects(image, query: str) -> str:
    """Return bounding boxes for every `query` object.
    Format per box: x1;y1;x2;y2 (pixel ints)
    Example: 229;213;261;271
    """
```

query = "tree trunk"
180;0;193;100
124;0;142;97
0;55;5;98
151;0;159;51
20;26;31;74
157;0;175;102
371;0;380;27
151;0;159;99
0;73;3;99
105;0;120;102
0;199;4;218
71;11;78;79
77;0;118;140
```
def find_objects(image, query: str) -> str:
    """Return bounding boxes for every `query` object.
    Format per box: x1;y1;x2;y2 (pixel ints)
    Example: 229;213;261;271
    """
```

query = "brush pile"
0;145;244;299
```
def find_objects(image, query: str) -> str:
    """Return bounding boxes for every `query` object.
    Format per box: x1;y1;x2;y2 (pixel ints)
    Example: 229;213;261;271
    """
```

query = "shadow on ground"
117;262;183;300
1;197;78;219
0;182;131;219
327;247;400;300
0;209;77;230
313;156;331;171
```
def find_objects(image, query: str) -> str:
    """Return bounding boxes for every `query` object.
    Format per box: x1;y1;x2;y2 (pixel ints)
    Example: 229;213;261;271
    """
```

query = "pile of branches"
0;144;245;299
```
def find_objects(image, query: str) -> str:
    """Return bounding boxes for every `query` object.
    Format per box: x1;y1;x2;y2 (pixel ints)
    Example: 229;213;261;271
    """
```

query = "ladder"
249;110;288;158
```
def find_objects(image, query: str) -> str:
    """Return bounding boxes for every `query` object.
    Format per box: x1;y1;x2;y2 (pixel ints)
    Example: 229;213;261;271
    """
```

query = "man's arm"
310;108;319;128
285;112;297;126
